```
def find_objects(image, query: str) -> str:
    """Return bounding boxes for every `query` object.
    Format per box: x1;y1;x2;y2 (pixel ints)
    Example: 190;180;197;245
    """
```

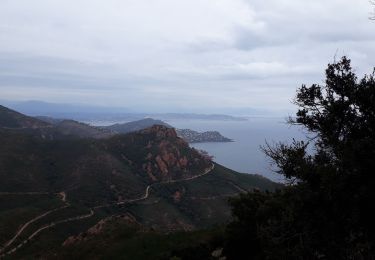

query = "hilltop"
0;108;114;140
105;118;233;143
105;118;171;134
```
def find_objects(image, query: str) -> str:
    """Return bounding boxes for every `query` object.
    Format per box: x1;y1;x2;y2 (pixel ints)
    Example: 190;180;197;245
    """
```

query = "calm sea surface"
165;118;307;182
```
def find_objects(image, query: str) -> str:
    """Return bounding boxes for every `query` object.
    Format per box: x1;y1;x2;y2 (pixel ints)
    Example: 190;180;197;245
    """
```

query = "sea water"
166;117;307;182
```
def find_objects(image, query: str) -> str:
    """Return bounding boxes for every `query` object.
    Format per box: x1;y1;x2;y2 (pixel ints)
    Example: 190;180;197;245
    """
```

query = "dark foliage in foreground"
224;57;375;259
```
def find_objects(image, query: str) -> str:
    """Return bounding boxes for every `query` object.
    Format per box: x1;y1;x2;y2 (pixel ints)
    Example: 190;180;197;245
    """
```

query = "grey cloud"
0;0;374;113
186;40;231;53
0;53;172;90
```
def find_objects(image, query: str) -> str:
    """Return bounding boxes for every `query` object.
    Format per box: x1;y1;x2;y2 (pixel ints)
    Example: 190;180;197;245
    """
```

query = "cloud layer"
0;0;374;114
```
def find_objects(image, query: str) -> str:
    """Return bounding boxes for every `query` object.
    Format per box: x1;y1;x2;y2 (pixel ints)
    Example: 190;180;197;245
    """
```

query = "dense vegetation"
223;57;375;259
53;215;226;260
0;108;279;258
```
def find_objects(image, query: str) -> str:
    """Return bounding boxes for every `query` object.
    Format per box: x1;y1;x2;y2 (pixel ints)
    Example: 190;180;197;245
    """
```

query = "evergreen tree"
224;57;375;259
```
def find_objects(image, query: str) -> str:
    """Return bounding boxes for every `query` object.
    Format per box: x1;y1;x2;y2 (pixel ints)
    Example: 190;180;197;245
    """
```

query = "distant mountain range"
0;100;133;116
0;104;279;258
0;100;248;122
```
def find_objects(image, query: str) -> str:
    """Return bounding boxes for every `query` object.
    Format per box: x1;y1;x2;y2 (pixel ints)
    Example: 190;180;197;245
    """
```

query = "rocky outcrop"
155;155;169;176
136;125;211;182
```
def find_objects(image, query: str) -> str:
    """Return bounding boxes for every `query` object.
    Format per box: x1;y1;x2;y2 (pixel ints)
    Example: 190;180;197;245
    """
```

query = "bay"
166;117;307;182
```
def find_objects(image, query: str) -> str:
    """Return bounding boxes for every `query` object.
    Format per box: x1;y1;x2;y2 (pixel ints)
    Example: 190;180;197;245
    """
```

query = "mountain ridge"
0;105;50;129
105;118;233;143
0;105;280;258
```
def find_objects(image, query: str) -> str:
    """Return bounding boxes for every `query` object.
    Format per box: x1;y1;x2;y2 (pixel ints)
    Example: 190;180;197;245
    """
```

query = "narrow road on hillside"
0;164;215;257
0;192;69;256
94;164;215;209
1;209;94;257
0;205;69;254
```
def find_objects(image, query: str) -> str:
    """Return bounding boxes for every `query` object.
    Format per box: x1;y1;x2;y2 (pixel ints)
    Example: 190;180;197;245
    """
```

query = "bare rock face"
107;125;211;182
155;155;169;176
137;125;211;181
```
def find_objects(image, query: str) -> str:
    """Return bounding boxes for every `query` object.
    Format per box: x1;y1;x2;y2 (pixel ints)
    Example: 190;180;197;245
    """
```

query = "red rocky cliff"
139;125;211;181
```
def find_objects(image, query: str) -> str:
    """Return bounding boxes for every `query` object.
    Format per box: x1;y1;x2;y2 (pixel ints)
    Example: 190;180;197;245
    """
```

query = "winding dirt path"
0;192;70;253
0;164;215;257
1;209;94;257
94;164;215;209
0;205;69;254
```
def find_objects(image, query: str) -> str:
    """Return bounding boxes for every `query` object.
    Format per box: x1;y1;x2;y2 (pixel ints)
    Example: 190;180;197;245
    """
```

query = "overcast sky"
0;0;374;114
